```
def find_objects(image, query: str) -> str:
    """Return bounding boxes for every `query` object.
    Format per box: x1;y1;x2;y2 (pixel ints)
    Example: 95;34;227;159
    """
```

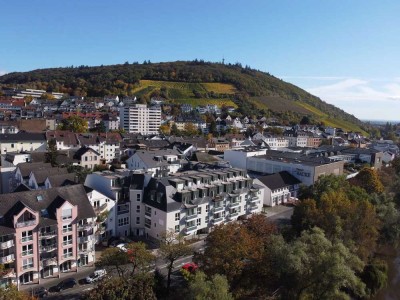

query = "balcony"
0;253;15;264
62;240;73;246
185;225;197;234
0;240;14;250
40;231;57;238
228;212;240;220
21;236;33;243
21;264;34;271
15;219;36;228
78;223;93;231
213;217;224;224
229;201;240;208
95;203;108;214
213;206;224;213
40;244;57;252
248;204;259;212
42;257;57;267
78;248;91;255
186;213;198;221
2;267;15;278
248;196;259;203
21;250;34;257
78;235;93;243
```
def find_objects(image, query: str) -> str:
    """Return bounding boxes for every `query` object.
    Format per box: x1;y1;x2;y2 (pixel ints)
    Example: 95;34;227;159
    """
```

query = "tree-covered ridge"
0;60;363;128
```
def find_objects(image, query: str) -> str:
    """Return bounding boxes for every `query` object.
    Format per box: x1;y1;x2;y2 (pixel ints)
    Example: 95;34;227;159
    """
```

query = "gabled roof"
73;146;100;160
46;173;77;187
17;162;53;178
258;171;301;190
0;132;46;142
0;185;95;235
32;168;69;185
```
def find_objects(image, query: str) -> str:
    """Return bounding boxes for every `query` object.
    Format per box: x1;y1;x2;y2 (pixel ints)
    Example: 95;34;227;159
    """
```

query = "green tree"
125;242;155;275
159;124;171;135
183;123;199;136
171;123;180;136
158;230;193;294
96;247;129;278
59;115;88;132
0;284;33;300
279;227;366;300
360;259;388;297
45;138;58;166
187;271;233;300
83;275;156;300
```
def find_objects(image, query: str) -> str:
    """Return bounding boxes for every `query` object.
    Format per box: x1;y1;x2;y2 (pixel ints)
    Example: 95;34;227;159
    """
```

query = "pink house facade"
0;185;96;289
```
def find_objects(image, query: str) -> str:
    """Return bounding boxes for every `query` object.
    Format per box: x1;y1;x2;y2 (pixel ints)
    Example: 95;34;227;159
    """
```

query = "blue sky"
1;0;400;120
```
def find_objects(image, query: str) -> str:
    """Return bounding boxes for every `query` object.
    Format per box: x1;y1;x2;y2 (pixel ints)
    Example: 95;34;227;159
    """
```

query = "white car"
116;243;128;252
85;269;107;284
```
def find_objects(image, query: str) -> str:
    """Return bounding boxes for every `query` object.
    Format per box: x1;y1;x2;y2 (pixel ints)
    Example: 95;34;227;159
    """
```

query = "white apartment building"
120;104;161;135
0;133;47;155
135;168;264;240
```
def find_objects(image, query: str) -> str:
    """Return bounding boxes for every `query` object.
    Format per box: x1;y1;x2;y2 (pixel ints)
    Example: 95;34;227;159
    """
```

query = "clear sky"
1;0;400;121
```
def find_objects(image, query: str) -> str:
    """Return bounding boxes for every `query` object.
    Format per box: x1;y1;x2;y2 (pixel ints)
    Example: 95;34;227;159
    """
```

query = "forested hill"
0;60;365;131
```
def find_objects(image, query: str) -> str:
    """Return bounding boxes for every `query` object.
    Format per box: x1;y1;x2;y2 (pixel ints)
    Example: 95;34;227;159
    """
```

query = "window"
85;156;88;161
154;210;157;216
145;206;152;217
136;217;140;224
11;143;14;148
136;205;140;213
196;218;201;226
205;205;209;213
136;194;141;202
22;257;34;269
175;225;180;233
205;216;209;223
154;223;156;228
197;207;202;215
118;217;129;227
63;224;72;233
22;244;33;256
63;235;73;246
21;230;33;242
145;218;151;228
63;247;73;258
62;208;72;220
175;213;180;221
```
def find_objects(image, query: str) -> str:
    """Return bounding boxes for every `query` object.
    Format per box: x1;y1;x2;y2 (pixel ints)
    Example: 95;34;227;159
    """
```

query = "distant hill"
0;61;367;133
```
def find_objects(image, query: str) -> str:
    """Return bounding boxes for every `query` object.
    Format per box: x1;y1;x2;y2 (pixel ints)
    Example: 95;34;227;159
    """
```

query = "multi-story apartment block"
0;185;96;289
134;168;264;240
120;104;161;135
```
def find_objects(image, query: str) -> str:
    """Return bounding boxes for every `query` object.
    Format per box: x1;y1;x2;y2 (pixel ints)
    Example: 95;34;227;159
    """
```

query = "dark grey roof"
258;171;301;190
33;168;69;185
17;162;53;178
0;185;95;235
0;132;46;142
47;173;77;187
134;149;182;168
73;146;100;160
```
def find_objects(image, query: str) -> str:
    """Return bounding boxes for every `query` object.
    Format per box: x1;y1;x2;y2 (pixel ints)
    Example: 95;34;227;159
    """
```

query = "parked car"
85;269;107;284
33;287;48;298
54;278;77;292
181;262;198;273
109;239;124;247
116;243;128;252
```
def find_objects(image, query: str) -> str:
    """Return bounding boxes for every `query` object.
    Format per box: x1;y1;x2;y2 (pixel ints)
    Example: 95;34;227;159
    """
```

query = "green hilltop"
0;60;367;133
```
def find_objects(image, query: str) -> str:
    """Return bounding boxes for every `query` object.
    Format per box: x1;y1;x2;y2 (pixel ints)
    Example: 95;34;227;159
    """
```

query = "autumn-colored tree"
40;93;55;100
95;247;129;278
158;230;193;294
58;115;88;133
183;122;199;136
349;168;384;194
159;124;171;135
0;284;34;300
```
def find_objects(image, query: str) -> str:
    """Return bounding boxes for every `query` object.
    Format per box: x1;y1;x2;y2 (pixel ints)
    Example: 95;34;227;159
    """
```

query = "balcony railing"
0;240;14;249
186;213;198;221
213;217;224;224
21;236;33;243
40;231;57;238
42;257;57;267
62;227;73;233
248;196;259;203
78;248;90;255
15;220;36;228
95;203;107;213
185;225;197;234
213;206;224;212
78;223;93;231
21;250;34;257
229;201;240;208
0;254;15;264
228;212;240;219
249;205;259;212
21;264;34;271
145;211;151;217
40;244;57;252
78;235;93;243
